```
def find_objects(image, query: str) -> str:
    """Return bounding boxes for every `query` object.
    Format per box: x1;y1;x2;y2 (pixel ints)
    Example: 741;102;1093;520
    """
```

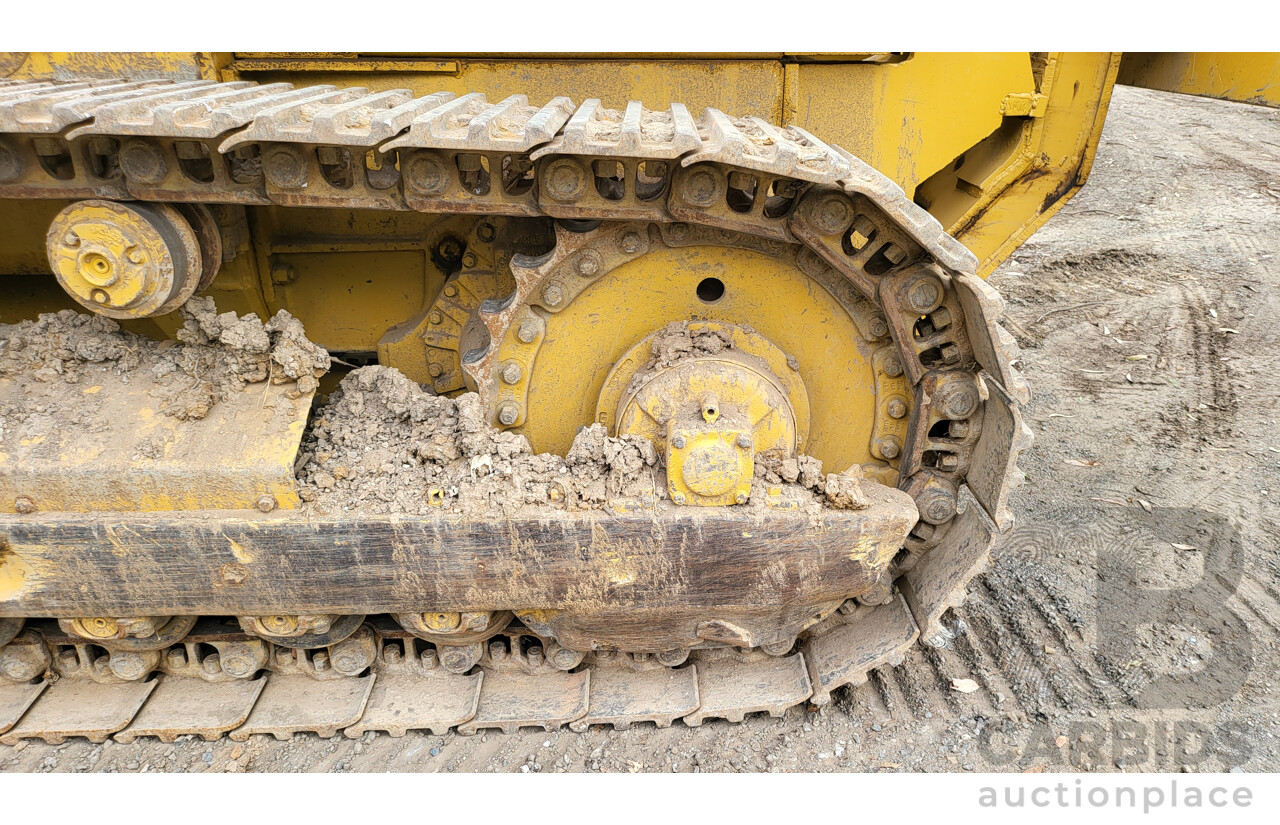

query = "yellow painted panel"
1119;53;1280;108
793;53;1035;192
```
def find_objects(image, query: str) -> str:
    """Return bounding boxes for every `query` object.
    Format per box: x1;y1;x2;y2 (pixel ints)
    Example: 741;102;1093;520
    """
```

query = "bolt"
63;232;80;247
477;222;496;242
937;453;960;472
877;437;901;459
542;284;563;307
906;277;943;313
428;363;443;377
940;343;961;363
264;146;307;189
552;647;579;670
443;284;458;298
220;643;258;678
919;489;957;524
429;311;443;325
869;318;889;338
668;223;690;241
489;640;507;661
501;362;522;384
406;153;448;195
576;255;600;277
203;654;222;675
620;231;642;253
941;384;979;419
109;652;149;681
814;194;852;234
167;648;187;669
671;435;686;449
517;318;539;344
497;402;521;427
949;420;971;438
886;397;908;419
545;158;586;201
736;434;752;449
527;646;543;667
90;289;110;305
255;495;276;513
461;252;477;268
332;644;370;676
735;491;749;505
672;492;686;505
126;246;145;264
14;495;35;514
313;651;330;671
420;648;438;669
883;356;904;378
682;167;720;207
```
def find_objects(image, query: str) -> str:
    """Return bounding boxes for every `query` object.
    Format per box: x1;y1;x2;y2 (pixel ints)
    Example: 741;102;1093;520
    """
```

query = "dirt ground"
3;84;1280;773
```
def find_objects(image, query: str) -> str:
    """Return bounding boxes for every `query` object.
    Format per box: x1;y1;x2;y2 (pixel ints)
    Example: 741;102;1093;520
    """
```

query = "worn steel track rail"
0;78;1031;741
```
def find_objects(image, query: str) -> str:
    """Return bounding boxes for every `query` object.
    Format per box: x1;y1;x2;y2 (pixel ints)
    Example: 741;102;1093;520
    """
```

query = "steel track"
0;77;1031;741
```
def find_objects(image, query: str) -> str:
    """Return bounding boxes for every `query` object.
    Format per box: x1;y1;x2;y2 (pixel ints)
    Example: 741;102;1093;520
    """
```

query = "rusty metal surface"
0;676;156;745
344;667;482;738
569;661;699;731
228;673;374;741
802;594;919;705
683;651;812;726
0;678;48;735
458;669;589;734
114;674;265;743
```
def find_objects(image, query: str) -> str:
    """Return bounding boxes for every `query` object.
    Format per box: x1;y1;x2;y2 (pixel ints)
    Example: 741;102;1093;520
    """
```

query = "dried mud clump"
0;299;329;455
754;449;871;510
296;366;660;517
165;296;329;419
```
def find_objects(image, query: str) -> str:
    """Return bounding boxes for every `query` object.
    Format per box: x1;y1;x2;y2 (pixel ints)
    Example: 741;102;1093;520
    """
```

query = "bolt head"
498;403;520;427
735;491;749;505
517;319;539;344
13;495;35;514
886;397;908;419
877;437;901;459
620;231;642;253
870;318;889;339
883;356;904;378
63;232;80;247
501;362;522;384
406;153;448;195
672;492;686;505
428;311;443;325
576;255;600;276
668;223;690;241
682;167;720;207
428;363;443;377
545;159;586;201
542;284;563;307
907;278;942;313
814;195;852;234
736;433;752;449
443;284;457;297
255;494;277;513
942;386;979;419
671;435;686;449
477;223;496;242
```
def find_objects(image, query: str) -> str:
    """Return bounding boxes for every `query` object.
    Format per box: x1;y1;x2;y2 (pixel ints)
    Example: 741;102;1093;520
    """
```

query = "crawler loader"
0;52;1274;742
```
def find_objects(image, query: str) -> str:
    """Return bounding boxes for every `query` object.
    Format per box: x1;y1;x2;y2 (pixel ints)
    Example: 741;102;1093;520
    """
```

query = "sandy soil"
2;84;1280;773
